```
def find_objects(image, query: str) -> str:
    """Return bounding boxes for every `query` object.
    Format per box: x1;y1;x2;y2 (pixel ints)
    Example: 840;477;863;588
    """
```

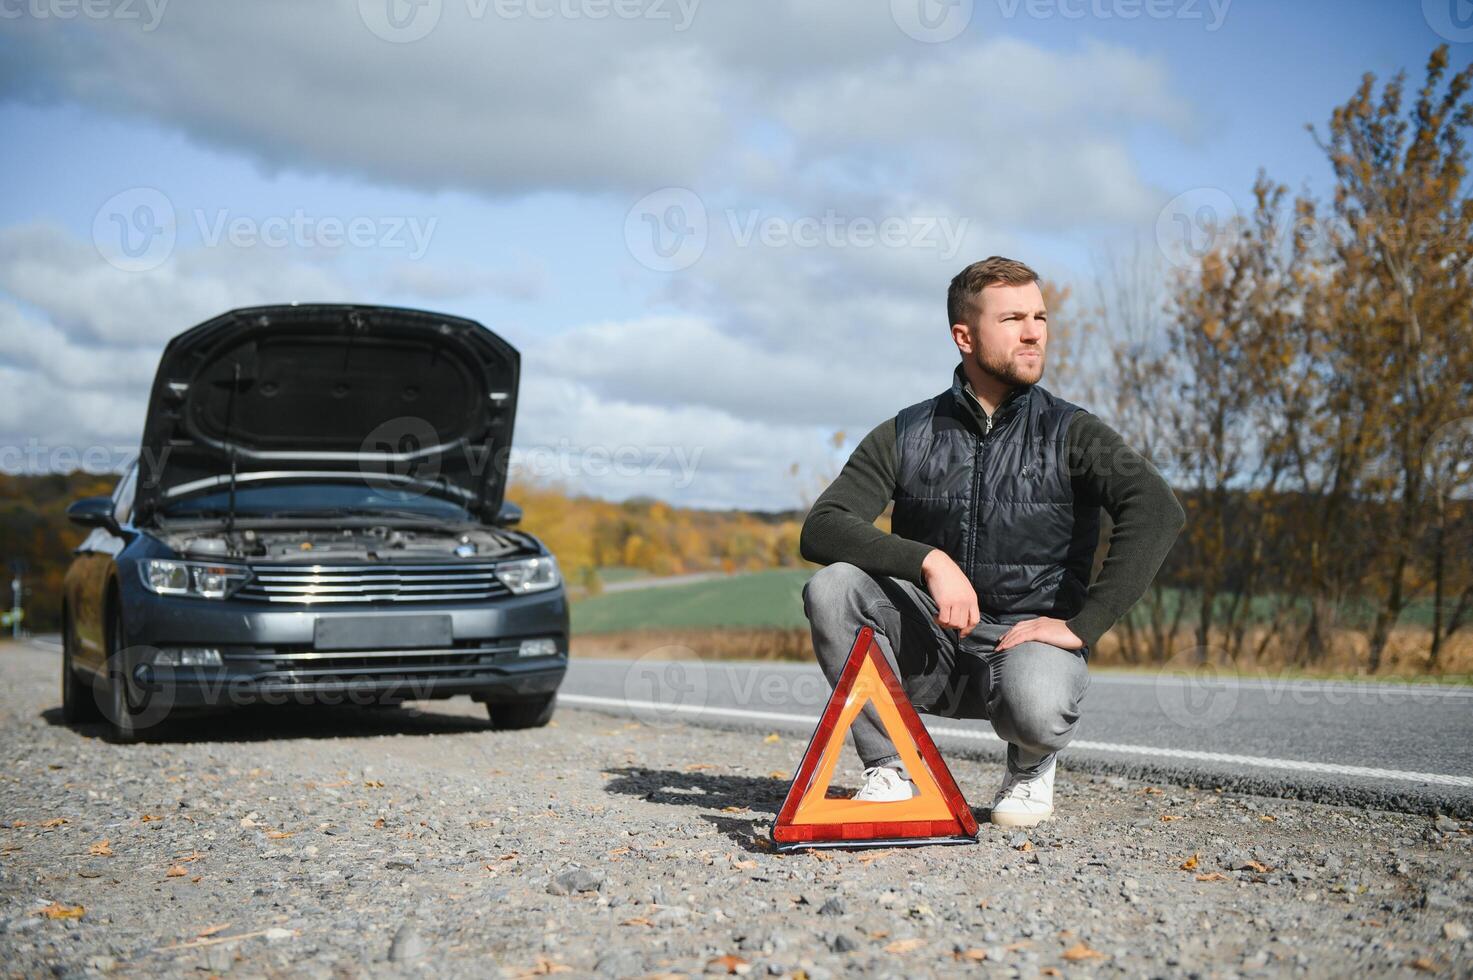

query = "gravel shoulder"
2;642;1471;978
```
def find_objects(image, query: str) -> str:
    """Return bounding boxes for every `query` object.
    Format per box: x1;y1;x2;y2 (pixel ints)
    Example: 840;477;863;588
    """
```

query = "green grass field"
573;570;1458;636
571;568;812;632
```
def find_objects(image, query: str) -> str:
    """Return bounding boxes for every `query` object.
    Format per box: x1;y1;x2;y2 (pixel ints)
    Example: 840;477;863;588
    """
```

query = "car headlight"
139;559;251;599
494;555;561;594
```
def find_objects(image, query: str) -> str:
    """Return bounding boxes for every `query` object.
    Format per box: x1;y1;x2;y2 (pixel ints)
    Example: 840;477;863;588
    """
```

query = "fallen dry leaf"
620;917;654;927
88;839;112;857
139;814;162;823
767;771;790;780
763;733;781;743
513;957;572;977
36;902;84;920
607;847;632;857
1140;786;1164;795
720;805;748;813
265;831;294;840
40;817;68;828
1260;814;1277;822
373;818;386;829
683;763;716;772
884;938;926;953
955;948;987;962
1160;814;1183;822
708;954;749;974
364;780;385;788
1243;859;1271;873
195;923;231;938
166;865;188;878
1179;852;1200;871
1409;957;1439;973
1195;872;1230;882
856;849;894;864
1061;942;1106;962
1042;969;1063;977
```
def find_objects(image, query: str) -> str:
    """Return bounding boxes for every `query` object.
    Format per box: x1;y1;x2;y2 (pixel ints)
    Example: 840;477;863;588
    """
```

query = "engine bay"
159;524;530;563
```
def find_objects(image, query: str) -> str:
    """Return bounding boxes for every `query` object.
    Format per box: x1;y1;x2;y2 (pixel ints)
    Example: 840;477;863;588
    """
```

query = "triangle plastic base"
772;624;979;851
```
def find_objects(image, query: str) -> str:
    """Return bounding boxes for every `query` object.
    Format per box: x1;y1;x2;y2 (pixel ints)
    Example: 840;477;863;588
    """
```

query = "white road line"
559;693;1473;789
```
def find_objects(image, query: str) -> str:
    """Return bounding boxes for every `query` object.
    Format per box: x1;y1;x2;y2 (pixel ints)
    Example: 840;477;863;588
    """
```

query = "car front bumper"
119;587;569;709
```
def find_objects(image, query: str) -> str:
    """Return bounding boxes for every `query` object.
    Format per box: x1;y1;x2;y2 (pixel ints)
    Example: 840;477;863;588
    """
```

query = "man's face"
954;281;1047;386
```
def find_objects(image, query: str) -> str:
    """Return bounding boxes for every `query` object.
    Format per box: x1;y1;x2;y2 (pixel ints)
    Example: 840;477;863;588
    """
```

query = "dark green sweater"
798;383;1185;648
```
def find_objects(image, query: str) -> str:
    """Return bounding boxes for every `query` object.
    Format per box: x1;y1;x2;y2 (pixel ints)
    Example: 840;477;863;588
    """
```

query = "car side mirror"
496;501;523;527
67;495;119;531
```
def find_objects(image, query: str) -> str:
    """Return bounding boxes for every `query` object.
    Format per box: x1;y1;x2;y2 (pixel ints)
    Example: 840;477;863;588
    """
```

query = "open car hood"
133;304;519;527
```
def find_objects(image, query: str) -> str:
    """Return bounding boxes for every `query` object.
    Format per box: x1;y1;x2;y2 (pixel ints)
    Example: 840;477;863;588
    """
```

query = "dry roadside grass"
572;624;1473;682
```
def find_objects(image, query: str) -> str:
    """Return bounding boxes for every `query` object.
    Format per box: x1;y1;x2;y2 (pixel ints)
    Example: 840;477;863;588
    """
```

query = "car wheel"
60;615;102;724
486;693;556;731
103;605;149;742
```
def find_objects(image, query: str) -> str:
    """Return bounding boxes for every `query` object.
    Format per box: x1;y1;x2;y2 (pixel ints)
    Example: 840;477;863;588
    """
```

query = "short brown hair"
947;256;1040;327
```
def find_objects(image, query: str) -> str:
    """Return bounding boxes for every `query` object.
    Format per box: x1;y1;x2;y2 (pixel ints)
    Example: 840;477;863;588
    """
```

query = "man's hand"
996;616;1084;652
922;549;980;634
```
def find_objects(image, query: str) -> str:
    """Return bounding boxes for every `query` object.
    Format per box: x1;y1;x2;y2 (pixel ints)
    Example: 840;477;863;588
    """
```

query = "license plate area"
314;615;452;651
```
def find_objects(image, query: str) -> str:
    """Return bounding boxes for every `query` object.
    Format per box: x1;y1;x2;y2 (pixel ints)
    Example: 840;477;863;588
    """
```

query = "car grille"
234;562;512;604
244;641;523;684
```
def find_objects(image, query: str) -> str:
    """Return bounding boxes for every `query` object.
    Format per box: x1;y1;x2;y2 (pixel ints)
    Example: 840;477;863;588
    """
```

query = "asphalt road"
28;632;1473;816
558;655;1473;818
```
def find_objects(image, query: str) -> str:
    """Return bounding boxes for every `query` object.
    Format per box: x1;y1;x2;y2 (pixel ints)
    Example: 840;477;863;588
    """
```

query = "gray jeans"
801;562;1091;778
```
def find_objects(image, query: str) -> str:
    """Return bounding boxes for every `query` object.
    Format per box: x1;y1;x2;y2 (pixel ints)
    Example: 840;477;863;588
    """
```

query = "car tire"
486;694;556;731
103;605;148;743
60;615;102;725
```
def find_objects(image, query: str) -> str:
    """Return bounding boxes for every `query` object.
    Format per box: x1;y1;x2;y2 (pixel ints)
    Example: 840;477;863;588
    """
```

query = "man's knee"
802;562;873;617
992;642;1088;753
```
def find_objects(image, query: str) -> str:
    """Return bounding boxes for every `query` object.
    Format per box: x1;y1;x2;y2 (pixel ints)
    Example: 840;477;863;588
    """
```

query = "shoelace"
997;775;1037;803
862;766;897;788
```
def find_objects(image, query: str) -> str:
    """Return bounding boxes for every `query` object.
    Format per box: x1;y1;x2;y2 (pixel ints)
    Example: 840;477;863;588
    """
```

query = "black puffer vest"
892;363;1101;622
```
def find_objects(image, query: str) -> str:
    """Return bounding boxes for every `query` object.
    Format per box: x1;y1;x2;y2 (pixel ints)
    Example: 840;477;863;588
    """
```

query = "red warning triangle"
772;625;979;850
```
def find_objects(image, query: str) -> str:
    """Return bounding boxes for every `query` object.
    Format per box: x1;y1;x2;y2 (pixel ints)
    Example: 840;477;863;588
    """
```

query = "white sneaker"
854;766;920;802
989;757;1056;827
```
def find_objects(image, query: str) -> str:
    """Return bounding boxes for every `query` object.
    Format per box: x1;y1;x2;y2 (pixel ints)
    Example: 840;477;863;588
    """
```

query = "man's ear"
950;322;975;355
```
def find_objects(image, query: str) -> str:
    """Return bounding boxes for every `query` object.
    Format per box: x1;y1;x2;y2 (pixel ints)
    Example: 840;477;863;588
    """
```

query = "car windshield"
160;481;472;521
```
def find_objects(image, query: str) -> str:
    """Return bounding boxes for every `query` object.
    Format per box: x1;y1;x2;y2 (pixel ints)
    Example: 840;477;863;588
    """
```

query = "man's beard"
972;345;1043;387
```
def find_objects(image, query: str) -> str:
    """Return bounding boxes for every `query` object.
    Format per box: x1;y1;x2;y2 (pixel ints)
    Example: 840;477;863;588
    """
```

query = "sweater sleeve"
1063;412;1187;648
798;418;936;584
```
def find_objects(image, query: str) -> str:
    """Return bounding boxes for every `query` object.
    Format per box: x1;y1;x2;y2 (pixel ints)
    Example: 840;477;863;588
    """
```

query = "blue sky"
1;0;1467;508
